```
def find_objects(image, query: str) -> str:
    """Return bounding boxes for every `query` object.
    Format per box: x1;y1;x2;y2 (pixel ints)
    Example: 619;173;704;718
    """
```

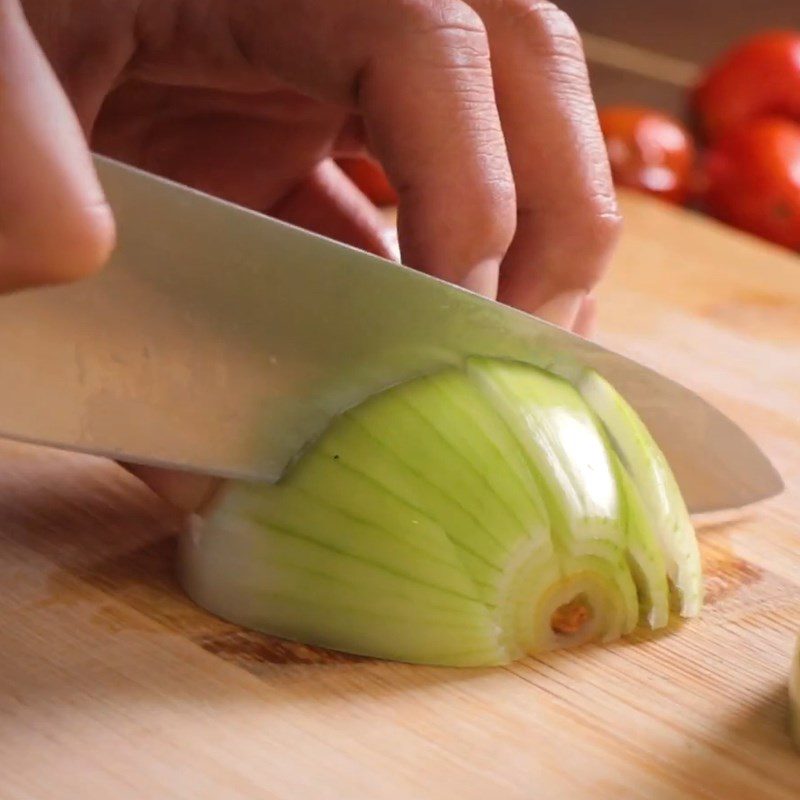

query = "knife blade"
0;155;782;513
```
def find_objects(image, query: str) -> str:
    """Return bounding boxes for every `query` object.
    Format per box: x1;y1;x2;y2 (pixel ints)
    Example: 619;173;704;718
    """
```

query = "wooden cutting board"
2;192;799;799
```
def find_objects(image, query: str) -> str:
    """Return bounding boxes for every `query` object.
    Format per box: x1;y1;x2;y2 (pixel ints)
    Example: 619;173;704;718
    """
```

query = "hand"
3;0;620;510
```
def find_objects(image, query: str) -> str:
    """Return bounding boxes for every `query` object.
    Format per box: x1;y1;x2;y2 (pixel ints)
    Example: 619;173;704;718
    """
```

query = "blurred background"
560;1;798;116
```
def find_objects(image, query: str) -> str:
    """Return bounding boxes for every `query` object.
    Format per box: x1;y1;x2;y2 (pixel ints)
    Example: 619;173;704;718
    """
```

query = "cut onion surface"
181;359;702;666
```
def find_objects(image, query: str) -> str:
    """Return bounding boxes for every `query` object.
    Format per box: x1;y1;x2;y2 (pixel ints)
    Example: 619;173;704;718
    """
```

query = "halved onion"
181;359;702;666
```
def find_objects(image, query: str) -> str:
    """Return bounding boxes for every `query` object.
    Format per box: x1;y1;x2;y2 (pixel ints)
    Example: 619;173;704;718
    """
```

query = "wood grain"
2;192;800;798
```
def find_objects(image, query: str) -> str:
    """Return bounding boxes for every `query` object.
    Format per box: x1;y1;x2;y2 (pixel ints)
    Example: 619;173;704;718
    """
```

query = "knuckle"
465;177;518;260
505;1;584;58
470;151;517;219
524;190;621;292
482;184;518;249
518;2;580;41
430;171;516;279
392;0;489;56
584;205;621;255
568;204;621;286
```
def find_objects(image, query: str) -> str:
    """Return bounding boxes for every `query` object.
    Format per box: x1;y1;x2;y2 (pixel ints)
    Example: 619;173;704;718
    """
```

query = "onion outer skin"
181;359;701;666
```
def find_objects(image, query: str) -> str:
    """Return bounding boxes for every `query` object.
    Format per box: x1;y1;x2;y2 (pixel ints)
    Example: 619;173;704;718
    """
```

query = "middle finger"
466;0;620;327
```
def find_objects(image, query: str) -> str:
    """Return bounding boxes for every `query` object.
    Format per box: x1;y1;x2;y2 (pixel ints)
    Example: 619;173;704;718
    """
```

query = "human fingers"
123;0;517;296
270;159;398;259
0;0;114;290
466;1;620;325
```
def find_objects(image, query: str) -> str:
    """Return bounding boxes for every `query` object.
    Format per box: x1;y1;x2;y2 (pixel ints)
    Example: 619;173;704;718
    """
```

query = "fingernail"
535;290;586;329
462;259;500;298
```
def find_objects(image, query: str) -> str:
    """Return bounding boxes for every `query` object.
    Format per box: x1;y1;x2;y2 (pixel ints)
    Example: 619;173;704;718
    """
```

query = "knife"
0;155;782;513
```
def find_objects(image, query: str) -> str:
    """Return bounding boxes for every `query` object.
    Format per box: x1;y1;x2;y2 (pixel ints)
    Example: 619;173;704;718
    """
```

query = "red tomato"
336;156;398;207
693;30;800;142
701;117;800;250
598;106;696;204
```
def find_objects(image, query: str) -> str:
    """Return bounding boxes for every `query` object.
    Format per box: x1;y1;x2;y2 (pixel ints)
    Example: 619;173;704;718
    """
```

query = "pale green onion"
181;359;702;666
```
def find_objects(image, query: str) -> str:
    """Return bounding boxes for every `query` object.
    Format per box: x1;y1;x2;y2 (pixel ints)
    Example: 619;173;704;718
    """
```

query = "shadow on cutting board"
0;441;495;704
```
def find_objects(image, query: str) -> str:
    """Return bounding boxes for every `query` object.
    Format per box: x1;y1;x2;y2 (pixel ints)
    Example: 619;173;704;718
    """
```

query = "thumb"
0;0;114;291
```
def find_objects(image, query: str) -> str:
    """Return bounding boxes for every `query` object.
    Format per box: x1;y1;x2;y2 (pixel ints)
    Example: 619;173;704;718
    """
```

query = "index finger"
469;1;621;325
355;1;517;296
128;0;517;297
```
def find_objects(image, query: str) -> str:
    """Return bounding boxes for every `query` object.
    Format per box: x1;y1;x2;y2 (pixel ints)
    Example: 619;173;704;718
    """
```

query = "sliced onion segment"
181;359;702;666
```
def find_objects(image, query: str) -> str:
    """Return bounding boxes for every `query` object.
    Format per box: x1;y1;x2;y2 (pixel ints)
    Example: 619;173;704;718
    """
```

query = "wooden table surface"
1;190;799;799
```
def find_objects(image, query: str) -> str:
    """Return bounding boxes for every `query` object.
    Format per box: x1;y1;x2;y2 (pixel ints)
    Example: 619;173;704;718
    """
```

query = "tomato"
598;106;696;204
336;156;398;207
701;117;800;250
693;30;800;142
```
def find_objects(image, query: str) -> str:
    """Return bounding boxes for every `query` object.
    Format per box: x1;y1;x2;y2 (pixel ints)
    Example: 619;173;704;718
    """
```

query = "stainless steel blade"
0;155;782;512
